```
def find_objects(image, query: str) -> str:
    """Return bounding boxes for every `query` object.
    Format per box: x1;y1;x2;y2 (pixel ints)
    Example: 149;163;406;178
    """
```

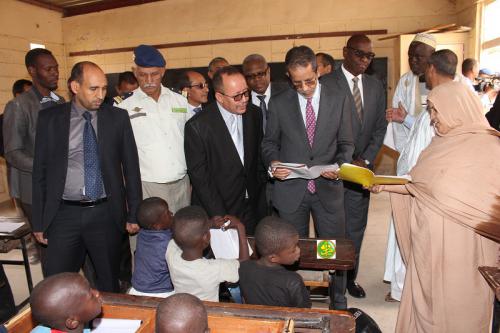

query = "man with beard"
32;62;142;292
3;48;65;273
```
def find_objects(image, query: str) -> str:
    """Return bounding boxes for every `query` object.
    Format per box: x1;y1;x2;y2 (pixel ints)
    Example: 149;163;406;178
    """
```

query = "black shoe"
347;281;366;298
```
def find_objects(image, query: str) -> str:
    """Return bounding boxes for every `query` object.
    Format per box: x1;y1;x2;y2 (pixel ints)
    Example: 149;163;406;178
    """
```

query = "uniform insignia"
132;107;143;112
113;92;133;105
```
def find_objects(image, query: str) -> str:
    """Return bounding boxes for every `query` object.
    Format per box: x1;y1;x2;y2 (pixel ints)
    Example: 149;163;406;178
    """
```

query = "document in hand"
273;162;340;180
210;228;253;259
338;163;411;187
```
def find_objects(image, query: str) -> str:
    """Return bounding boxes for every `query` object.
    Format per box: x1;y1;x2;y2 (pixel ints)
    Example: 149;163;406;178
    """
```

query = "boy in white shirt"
166;206;249;301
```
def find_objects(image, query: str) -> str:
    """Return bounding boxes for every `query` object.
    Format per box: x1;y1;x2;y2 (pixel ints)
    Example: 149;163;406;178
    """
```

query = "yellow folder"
338;163;411;187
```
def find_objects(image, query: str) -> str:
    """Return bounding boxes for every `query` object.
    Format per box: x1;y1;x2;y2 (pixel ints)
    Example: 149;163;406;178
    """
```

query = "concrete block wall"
61;0;460;102
0;0;66;112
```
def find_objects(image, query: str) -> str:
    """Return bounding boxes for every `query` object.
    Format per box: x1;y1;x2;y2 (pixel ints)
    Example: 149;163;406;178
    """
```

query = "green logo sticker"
172;107;187;113
316;240;336;259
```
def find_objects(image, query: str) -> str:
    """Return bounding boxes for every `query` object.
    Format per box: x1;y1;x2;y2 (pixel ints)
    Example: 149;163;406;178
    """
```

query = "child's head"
155;293;209;333
137;197;173;230
255;216;300;265
173;206;210;251
30;273;102;332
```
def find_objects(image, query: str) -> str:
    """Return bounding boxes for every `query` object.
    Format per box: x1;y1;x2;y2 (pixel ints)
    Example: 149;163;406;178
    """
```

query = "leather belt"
61;197;108;207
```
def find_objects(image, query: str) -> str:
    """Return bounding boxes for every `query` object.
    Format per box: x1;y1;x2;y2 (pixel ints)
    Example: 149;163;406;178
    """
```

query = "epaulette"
113;92;133;104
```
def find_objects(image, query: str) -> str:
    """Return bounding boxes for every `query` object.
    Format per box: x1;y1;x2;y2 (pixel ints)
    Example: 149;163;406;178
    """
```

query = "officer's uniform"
115;45;191;213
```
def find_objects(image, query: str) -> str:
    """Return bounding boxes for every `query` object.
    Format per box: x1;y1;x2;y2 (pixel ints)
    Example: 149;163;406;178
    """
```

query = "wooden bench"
5;293;356;333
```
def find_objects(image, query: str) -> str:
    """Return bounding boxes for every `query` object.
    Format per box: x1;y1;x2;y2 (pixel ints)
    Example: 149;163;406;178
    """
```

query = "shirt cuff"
403;114;415;129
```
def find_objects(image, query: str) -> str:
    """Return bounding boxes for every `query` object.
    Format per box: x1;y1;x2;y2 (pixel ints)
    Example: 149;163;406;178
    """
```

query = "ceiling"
18;0;163;17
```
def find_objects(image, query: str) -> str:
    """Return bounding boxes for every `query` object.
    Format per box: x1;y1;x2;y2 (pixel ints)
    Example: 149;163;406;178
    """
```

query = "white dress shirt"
117;86;190;183
251;84;271;109
297;83;321;126
187;102;202;117
341;64;364;106
217;102;244;165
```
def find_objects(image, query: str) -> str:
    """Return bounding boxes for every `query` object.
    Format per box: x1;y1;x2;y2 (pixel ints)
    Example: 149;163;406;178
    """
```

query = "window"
30;43;45;50
480;0;500;72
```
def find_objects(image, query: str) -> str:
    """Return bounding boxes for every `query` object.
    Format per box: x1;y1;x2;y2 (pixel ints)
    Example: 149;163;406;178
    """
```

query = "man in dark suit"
32;61;142;292
262;46;354;308
321;35;387;298
185;66;266;235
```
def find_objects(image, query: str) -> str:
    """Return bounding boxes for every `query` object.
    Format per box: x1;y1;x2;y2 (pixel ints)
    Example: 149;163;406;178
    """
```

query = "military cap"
133;44;166;67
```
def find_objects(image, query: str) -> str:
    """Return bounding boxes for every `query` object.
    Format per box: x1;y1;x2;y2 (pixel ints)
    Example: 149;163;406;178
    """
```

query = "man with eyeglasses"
177;71;209;116
321;35;387;299
262;45;354;309
116;45;191;215
242;54;287;134
184;66;266;235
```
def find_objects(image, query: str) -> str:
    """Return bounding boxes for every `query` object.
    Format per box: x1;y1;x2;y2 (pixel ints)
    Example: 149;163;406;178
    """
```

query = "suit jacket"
262;83;354;214
32;102;142;233
3;88;65;204
184;102;266;218
321;69;387;165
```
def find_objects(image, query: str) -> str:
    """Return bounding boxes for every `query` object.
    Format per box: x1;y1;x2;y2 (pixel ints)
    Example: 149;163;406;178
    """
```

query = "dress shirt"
62;102;106;200
117;86;190;183
341;64;364;106
217;102;244;165
297;83;321;126
251;84;271;109
188;102;202;117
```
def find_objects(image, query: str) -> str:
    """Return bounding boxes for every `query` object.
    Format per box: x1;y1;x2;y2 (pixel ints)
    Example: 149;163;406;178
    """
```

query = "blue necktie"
83;111;104;200
193;106;202;114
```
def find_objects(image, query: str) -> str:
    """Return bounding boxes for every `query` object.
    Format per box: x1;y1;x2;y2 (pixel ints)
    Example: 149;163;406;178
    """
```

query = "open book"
210;228;253;259
338;163;411;187
273;162;339;180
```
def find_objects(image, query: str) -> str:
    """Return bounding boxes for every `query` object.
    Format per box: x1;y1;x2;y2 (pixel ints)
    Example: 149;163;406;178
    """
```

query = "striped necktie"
305;97;316;193
352;77;363;121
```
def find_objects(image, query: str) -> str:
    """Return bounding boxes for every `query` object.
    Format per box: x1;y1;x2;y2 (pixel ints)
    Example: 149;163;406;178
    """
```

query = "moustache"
143;83;157;88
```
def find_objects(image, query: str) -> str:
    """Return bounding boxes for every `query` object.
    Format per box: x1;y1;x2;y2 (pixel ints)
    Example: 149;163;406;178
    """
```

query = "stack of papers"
272;163;339;180
0;217;26;235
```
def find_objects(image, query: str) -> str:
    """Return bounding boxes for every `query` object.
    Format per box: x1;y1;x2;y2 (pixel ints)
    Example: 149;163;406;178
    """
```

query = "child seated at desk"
156;293;209;333
239;216;311;308
130;197;175;297
166;206;249;301
30;272;102;333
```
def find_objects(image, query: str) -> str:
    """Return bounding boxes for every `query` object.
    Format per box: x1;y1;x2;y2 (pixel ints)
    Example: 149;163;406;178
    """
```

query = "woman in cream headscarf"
370;81;500;332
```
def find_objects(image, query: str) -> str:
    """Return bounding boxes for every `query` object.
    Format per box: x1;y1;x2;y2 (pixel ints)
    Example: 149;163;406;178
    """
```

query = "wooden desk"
479;266;500;300
0;221;33;309
5;293;356;333
248;237;356;309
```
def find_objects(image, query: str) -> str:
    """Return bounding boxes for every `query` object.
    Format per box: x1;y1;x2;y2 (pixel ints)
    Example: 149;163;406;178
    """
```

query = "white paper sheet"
210;229;253;259
0;222;24;234
91;318;142;333
272;163;339;180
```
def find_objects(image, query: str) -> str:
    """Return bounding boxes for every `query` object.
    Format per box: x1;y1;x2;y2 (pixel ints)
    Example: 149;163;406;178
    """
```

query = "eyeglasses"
218;90;250;102
244;67;269;80
291;77;317;90
189;83;208;89
347;46;375;60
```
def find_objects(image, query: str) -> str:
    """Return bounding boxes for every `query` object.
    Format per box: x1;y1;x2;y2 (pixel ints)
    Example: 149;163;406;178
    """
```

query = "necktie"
193;106;202;114
229;114;244;165
305;98;316;193
352;77;364;121
83;111;104;200
257;95;267;132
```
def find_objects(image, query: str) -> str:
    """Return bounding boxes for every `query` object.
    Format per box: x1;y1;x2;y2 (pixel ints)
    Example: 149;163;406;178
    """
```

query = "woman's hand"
363;184;386;193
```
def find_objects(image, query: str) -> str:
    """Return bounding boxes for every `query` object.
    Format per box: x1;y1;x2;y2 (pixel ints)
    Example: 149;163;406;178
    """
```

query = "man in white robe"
383;33;436;301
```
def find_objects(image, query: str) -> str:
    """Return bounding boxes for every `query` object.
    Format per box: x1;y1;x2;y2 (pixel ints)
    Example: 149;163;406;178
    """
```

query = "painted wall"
62;0;460;101
0;0;66;112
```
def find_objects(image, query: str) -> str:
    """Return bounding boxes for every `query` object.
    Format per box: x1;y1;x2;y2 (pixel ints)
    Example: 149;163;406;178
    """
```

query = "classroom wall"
61;0;460;102
0;0;66;112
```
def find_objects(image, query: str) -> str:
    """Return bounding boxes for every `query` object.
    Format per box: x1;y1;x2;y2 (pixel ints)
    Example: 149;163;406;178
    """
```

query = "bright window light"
30;43;45;49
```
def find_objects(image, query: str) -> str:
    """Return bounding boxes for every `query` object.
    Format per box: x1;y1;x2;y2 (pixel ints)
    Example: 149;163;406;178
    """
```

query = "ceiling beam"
64;0;163;17
17;0;64;13
69;29;388;57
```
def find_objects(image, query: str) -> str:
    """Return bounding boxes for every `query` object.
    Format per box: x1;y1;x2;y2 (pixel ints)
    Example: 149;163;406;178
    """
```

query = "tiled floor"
1;193;399;331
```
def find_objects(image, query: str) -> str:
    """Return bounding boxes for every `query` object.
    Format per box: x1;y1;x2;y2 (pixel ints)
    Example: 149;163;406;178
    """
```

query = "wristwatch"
364;159;370;166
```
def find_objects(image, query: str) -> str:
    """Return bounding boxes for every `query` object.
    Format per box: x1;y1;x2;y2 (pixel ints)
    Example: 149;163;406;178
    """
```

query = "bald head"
346;34;371;49
69;61;107;110
30;273;101;331
156;293;208;333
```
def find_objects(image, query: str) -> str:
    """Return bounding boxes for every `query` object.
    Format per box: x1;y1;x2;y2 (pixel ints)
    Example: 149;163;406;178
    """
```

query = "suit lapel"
313;85;332;153
289;92;311;152
242;109;253;170
337;71;362;132
361;74;373;130
57;104;71;180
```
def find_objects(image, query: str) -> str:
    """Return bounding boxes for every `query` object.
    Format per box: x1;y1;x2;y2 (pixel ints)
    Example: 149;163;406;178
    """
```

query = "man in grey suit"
321;35;387;298
262;46;354;308
3;48;64;273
